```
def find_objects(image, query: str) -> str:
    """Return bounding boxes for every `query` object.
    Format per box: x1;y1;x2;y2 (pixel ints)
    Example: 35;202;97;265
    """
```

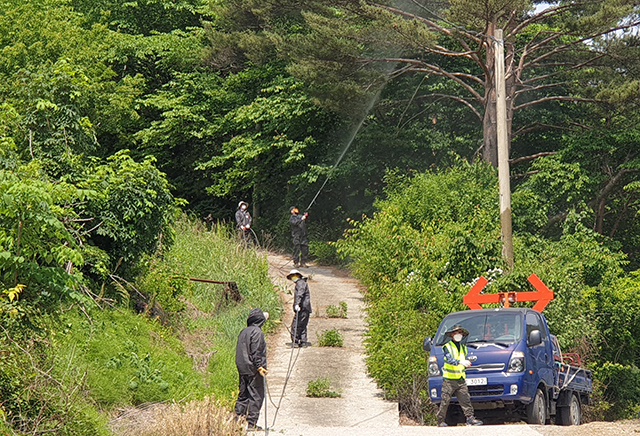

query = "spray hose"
261;308;301;433
304;88;384;212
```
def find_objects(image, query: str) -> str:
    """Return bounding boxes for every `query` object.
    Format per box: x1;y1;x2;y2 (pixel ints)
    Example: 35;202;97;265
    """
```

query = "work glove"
294;305;300;312
246;225;250;229
258;366;268;377
461;359;472;368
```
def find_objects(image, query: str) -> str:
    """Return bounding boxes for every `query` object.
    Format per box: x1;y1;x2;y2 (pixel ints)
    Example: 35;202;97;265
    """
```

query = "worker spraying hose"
289;207;309;268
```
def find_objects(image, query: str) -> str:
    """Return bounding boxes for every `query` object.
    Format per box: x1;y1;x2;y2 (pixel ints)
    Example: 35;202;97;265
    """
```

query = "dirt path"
261;253;398;433
260;252;640;436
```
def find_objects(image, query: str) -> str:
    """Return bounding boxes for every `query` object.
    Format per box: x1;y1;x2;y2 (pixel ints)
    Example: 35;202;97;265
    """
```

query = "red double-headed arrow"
462;273;554;312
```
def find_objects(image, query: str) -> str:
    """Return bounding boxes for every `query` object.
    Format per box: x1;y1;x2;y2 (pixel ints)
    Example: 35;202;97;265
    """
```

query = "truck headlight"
507;351;525;373
428;355;441;376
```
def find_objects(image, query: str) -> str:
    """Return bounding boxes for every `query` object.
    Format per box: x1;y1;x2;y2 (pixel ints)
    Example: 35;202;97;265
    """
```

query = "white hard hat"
287;269;302;280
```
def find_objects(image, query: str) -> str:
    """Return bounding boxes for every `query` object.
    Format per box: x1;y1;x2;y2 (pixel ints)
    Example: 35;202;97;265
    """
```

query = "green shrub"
317;329;344;347
306;377;341;398
0;328;111;436
337;160;635;422
326;301;347;318
593;362;640;420
309;240;341;265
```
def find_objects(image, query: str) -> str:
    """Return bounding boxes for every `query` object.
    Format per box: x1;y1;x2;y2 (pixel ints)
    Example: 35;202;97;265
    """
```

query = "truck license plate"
466;377;487;386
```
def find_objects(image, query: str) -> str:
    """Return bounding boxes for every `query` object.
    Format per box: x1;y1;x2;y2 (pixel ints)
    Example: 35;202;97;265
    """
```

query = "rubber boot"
466;416;483;426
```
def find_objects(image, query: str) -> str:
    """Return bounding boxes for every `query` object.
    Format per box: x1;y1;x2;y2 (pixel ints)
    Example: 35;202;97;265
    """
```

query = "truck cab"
423;308;591;425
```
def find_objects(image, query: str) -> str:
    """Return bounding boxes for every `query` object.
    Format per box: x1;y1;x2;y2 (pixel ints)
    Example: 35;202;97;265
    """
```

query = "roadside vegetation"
337;161;640;422
316;329;344;347
325;301;348;319
1;215;280;435
3;0;640;432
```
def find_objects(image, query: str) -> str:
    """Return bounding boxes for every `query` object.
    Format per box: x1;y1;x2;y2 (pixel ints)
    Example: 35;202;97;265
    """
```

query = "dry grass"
110;397;245;436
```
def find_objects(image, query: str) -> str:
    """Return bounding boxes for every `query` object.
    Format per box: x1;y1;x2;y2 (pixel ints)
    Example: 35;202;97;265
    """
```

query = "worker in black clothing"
289;206;308;267
235;201;252;247
234;308;269;430
287;269;312;347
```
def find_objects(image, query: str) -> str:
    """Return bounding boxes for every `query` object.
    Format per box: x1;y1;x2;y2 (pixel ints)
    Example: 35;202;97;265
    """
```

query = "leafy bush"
337;160;637;421
306;378;341;398
317;329;344;347
309;240;341;265
326;301;347;318
82;150;179;269
593;362;640;420
0;327;110;436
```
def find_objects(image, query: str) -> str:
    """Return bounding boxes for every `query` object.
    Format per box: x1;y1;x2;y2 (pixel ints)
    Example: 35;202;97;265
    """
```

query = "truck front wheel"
526;388;547;425
558;393;581;426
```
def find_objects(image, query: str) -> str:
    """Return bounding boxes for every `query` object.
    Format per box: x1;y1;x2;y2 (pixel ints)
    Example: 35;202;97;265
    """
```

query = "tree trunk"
483;89;498;167
483;23;498;167
483;23;518;167
252;183;260;220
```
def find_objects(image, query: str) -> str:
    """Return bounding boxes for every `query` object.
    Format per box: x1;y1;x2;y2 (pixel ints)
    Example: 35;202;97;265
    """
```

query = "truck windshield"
435;312;523;346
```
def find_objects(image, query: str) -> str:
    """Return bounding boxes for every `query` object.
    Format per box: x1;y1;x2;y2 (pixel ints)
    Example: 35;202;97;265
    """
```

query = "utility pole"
494;29;514;269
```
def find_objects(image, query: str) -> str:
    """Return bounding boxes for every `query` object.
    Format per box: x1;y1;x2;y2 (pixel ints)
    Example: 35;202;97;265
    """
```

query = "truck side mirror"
528;330;542;347
423;336;432;352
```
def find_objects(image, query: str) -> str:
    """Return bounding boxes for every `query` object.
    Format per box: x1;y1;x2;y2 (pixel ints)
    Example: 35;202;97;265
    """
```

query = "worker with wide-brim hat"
445;324;469;338
235;201;252;247
437;323;482;427
287;269;312;347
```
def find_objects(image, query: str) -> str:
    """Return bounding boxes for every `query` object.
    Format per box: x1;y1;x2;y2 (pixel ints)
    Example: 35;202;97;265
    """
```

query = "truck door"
526;311;553;391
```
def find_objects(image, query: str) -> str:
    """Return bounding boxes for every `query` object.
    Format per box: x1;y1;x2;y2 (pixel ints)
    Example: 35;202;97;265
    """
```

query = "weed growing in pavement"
317;329;344;347
306;378;341;398
326;301;347;318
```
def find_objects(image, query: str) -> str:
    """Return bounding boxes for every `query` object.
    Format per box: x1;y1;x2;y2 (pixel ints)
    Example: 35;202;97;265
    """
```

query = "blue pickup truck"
422;308;592;426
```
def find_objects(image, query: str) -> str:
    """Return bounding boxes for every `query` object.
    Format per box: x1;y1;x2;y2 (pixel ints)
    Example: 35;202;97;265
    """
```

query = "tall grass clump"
306;378;341;398
326;301;347;318
110;397;245;436
137;215;282;401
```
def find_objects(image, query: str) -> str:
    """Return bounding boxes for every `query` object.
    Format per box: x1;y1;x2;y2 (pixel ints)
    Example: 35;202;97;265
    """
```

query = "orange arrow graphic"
521;273;554;312
462;273;554;312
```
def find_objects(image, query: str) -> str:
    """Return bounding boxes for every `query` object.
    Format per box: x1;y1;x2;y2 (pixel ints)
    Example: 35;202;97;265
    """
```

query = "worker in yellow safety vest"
437;324;483;427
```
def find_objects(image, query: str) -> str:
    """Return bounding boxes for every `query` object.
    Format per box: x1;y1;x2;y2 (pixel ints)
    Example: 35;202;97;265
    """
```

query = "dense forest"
2;0;640;433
